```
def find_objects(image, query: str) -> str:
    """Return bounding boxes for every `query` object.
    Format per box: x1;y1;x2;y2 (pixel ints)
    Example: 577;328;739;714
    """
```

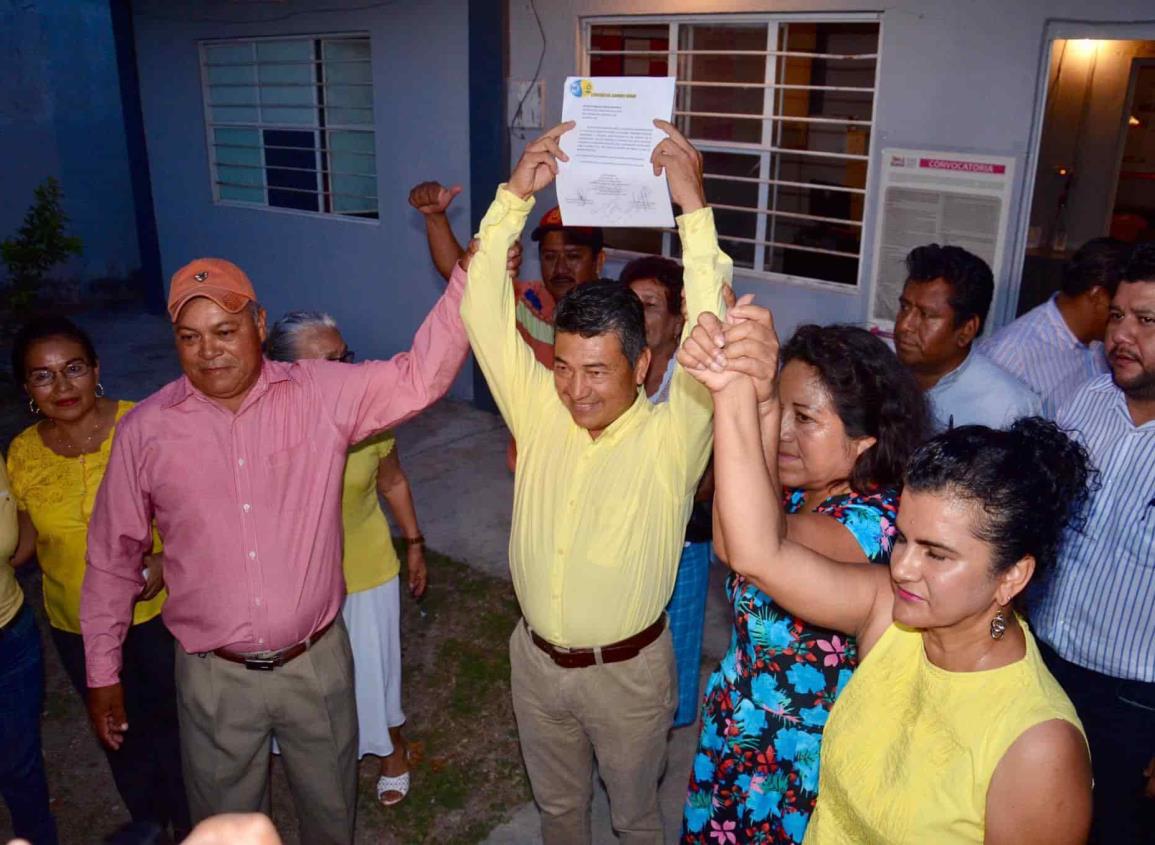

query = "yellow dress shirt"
0;462;24;628
7;400;165;633
341;431;401;594
461;186;731;647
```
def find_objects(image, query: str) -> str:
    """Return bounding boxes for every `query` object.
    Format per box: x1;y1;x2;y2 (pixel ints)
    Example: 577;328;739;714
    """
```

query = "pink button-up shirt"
81;267;469;687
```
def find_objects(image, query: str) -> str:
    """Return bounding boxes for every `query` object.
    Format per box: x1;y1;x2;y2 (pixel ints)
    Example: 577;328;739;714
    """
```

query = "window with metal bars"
583;16;879;287
200;34;378;219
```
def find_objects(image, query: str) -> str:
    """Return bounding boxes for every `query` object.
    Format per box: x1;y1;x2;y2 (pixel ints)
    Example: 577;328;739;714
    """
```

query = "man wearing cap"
81;257;471;843
409;181;604;369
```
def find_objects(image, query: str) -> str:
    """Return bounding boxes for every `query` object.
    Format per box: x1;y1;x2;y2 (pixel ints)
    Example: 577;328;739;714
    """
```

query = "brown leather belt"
528;616;665;669
212;619;334;671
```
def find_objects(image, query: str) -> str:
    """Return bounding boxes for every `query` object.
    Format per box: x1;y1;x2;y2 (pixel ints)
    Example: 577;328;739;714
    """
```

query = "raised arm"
460;123;573;437
409;181;467;281
680;310;889;638
651;121;731;486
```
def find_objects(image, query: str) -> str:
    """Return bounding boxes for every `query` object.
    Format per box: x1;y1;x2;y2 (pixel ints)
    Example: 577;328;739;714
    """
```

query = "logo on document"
570;79;594;97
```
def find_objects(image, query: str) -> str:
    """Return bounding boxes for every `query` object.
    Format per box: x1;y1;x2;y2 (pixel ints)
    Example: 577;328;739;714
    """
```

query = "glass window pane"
211;105;260;124
204;42;253;66
258;63;314;85
589;24;670;76
218;164;263;187
328;130;375;155
331;173;377;203
325;59;372;85
326;107;373;126
207;85;258;106
324;83;373;110
257;39;313;63
207;64;256;85
329;149;375;178
260;105;317;126
214;127;260;147
219;184;264;204
260;85;315;108
323;38;371;62
214;143;262;167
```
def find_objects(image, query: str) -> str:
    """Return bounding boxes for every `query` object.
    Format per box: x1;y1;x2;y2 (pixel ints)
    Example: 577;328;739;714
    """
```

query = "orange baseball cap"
530;206;604;251
167;258;257;321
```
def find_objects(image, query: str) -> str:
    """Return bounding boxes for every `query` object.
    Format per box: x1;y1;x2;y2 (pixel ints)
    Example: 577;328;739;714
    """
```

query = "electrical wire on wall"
509;0;546;144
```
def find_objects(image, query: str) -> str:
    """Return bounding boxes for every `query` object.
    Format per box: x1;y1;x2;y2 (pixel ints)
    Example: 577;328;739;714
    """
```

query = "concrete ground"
23;306;734;843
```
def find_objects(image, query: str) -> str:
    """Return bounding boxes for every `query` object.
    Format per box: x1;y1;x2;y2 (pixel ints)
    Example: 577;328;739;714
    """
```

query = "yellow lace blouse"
7;400;165;633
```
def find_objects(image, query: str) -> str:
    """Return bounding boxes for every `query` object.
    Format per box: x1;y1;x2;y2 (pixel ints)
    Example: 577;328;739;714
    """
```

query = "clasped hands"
678;296;780;411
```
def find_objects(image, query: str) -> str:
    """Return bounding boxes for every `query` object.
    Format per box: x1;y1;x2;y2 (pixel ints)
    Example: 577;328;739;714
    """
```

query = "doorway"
1018;39;1155;315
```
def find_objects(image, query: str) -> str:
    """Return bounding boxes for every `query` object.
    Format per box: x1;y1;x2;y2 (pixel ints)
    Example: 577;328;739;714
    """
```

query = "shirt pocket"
262;441;318;514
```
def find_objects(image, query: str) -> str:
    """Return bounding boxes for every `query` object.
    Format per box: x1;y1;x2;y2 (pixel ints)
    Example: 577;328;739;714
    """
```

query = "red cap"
530;207;604;250
168;258;257;321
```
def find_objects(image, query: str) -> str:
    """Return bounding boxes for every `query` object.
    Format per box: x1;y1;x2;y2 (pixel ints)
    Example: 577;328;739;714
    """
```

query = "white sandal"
376;771;410;806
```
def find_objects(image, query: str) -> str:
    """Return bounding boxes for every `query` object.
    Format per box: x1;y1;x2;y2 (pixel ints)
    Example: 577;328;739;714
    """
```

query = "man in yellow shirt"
0;462;58;843
461;120;729;842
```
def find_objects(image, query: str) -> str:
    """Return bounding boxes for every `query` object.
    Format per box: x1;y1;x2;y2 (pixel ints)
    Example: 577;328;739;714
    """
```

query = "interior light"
1129;115;1142;127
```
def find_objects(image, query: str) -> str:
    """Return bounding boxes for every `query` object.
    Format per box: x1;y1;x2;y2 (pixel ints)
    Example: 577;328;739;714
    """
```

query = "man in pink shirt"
81;257;470;844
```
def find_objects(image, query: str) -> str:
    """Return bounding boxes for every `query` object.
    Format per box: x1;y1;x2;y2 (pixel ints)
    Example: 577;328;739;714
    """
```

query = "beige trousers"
174;619;358;845
510;620;677;845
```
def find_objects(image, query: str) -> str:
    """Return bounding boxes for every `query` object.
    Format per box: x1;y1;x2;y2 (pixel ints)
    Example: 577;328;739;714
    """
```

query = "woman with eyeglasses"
266;311;427;807
6;316;190;839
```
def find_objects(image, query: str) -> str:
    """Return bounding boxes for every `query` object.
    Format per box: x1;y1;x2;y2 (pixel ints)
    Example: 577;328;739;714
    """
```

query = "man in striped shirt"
980;238;1128;416
1032;242;1155;843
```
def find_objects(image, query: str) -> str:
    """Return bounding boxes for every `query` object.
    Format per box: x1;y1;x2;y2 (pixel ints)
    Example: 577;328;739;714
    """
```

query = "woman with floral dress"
683;325;928;843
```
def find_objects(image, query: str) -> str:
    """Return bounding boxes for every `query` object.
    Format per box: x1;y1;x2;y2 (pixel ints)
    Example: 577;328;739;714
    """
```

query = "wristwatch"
404;534;425;547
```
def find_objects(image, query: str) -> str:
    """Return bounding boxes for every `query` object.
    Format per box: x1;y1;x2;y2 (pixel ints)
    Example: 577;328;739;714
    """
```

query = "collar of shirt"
161;359;292;412
1042;295;1090;351
579;388;649;445
928;349;974;396
1085;374;1155;430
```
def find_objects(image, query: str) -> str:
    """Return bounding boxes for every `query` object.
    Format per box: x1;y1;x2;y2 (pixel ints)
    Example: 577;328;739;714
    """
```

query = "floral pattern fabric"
682;488;898;844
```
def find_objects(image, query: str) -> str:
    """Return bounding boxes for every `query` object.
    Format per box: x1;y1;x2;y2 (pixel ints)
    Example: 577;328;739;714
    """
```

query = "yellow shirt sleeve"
0;462;23;628
460;186;556;440
661;206;731;495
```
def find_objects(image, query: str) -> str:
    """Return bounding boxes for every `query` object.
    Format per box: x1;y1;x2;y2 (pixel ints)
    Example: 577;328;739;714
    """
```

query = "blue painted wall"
0;0;141;288
132;0;475;399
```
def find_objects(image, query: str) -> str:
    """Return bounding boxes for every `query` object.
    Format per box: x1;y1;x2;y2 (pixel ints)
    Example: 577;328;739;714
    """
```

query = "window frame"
580;12;883;293
198;31;380;225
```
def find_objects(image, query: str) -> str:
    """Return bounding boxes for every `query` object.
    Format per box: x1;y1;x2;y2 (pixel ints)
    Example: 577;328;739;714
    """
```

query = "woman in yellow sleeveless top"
7;316;190;838
679;302;1093;844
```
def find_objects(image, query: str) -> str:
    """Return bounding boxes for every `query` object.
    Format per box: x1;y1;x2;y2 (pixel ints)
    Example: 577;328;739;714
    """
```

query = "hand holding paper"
508;121;575;200
650;119;706;214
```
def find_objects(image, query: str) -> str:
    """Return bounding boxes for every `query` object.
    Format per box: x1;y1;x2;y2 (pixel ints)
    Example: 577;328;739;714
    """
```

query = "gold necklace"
49;416;104;458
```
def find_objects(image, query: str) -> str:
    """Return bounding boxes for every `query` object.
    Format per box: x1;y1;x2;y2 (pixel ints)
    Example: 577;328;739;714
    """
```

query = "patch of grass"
306;544;531;844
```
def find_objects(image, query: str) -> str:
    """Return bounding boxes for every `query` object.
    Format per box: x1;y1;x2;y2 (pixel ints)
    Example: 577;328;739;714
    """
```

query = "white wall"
133;0;474;398
508;0;1155;337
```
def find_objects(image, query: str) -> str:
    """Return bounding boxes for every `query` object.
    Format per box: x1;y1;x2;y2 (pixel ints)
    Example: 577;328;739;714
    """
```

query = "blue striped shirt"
979;296;1108;417
1031;375;1155;681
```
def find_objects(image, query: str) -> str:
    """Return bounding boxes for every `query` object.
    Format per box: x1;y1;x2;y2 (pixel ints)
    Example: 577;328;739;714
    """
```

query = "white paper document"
557;76;676;228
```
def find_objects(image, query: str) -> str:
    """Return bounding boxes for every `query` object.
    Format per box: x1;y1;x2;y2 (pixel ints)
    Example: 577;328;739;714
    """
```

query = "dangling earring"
990;608;1008;640
95;382;105;398
28;397;40;416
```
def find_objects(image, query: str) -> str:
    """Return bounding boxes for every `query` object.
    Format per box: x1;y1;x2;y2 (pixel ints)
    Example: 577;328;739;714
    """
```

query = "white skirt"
272;577;405;759
344;576;406;758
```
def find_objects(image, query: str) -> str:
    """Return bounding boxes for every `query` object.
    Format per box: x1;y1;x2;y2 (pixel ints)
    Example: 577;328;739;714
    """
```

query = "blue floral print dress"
682;488;898;844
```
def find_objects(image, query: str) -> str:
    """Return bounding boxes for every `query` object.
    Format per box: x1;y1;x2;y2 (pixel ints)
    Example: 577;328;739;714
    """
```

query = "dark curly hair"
554;279;646;366
11;315;98;382
781;325;929;493
905;243;994;333
904;418;1095;580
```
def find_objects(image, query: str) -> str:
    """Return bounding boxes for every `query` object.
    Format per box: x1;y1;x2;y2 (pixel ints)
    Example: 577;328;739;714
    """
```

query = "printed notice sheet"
557;76;676;228
868;148;1016;330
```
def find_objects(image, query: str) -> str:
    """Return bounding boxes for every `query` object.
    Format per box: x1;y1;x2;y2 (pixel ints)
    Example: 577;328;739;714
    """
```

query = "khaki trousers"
510;620;677;845
175;619;358;845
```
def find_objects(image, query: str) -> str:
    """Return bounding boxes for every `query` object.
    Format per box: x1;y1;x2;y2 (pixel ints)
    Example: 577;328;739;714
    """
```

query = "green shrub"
2;178;83;309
